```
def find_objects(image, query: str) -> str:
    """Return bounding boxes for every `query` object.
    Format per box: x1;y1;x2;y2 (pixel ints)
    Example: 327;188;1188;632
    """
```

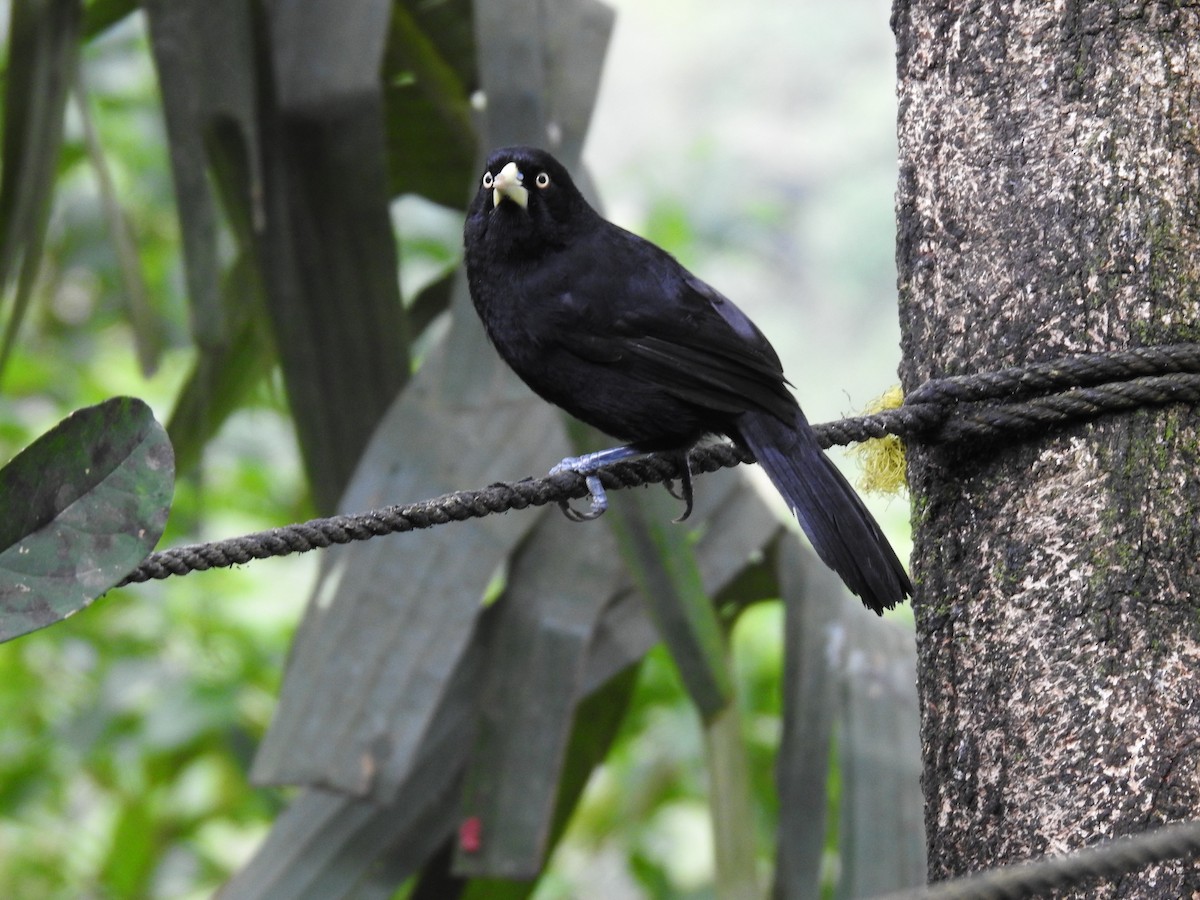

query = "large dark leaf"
252;0;612;798
142;0;279;483
454;513;621;880
835;608;925;898
223;600;488;899
451;667;640;900
452;463;784;884
249;323;563;797
258;0;413;514
0;0;83;376
773;536;845;897
143;0;261;350
242;3;631;896
0;397;174;642
540;0;615;162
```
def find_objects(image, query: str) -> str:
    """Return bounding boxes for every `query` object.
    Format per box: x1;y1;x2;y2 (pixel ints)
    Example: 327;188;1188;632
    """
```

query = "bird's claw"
551;449;635;523
557;473;608;521
666;455;695;523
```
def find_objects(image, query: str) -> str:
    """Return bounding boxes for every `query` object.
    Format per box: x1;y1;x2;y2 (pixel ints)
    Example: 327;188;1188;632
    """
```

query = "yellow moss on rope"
849;385;908;496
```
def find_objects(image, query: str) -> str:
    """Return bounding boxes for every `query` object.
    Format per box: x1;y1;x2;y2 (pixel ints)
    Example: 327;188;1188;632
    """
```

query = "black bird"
463;146;912;613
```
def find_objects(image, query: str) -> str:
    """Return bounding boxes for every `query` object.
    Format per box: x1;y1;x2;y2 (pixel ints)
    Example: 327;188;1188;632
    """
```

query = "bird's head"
465;146;597;257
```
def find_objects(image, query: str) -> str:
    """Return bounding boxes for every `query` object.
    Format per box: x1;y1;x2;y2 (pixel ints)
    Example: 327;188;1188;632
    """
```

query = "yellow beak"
492;161;528;209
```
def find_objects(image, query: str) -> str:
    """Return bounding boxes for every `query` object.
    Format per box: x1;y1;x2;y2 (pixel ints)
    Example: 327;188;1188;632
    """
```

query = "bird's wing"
622;334;792;417
560;263;797;422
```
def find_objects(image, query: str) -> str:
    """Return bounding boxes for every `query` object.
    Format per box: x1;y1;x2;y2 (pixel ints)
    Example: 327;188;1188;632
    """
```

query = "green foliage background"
0;3;918;898
0;14;788;898
1;15;309;895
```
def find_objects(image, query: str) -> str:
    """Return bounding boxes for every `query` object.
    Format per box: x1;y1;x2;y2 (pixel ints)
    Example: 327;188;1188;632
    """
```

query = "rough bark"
893;1;1200;895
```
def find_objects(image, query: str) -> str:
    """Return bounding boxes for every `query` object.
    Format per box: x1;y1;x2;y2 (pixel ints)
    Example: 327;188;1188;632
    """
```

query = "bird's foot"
557;473;608;521
551;445;697;522
550;446;641;522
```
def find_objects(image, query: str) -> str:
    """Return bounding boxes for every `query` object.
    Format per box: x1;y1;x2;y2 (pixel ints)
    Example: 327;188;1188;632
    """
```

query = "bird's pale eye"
482;171;494;189
535;172;551;188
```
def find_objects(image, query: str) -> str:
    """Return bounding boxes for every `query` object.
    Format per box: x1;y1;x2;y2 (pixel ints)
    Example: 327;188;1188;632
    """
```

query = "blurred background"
0;0;911;896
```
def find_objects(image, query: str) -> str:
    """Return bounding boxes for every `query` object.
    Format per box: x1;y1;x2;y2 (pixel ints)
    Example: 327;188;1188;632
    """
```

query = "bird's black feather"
463;145;912;613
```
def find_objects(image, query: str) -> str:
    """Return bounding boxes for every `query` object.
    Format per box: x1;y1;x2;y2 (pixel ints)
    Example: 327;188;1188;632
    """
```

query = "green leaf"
75;82;164;376
0;397;175;643
82;0;138;39
0;0;83;376
384;82;478;209
383;2;477;207
606;482;733;719
394;0;477;91
98;798;156;897
166;251;275;478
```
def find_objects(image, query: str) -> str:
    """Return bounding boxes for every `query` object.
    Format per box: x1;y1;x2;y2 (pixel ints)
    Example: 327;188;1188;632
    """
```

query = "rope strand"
119;342;1200;586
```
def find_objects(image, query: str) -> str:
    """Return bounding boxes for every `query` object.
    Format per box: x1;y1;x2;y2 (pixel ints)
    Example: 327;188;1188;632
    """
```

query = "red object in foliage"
459;815;483;853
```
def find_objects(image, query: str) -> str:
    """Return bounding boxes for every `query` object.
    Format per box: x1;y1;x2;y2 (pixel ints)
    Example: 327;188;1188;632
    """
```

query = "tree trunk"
893;1;1200;895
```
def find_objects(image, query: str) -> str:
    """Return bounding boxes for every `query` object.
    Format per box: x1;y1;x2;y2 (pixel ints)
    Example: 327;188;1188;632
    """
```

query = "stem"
703;657;761;900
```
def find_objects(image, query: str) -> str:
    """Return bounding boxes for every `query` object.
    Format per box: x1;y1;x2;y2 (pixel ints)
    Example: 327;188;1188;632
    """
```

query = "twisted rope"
119;444;751;584
119;342;1200;586
876;818;1200;900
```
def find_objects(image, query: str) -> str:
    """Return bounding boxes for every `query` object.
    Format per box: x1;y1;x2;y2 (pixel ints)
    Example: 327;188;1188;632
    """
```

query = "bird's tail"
735;409;912;614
